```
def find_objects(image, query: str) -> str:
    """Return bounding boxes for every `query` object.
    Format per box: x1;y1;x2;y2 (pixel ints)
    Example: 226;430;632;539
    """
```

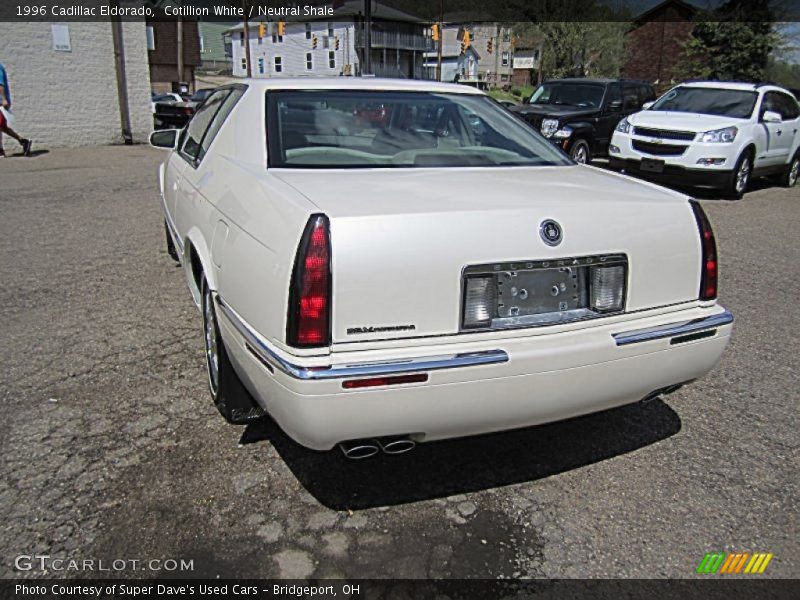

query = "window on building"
240;57;247;71
240;32;245;47
323;36;330;49
329;51;335;69
146;25;155;51
306;52;313;70
258;58;265;74
306;23;312;39
328;23;334;37
274;56;283;73
198;24;204;53
501;51;510;67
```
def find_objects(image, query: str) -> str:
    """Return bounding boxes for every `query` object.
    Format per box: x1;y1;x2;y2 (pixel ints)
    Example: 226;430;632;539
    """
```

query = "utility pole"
242;0;252;77
436;0;443;81
493;23;500;87
364;0;372;75
537;41;544;85
111;12;132;144
176;0;184;90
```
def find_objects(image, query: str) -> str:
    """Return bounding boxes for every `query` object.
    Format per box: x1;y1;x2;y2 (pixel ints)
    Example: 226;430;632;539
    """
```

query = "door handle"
777;130;782;136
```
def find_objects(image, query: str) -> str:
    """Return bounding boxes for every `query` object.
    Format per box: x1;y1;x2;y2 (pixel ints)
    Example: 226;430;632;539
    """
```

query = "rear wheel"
727;151;752;200
778;152;800;188
569;138;591;164
201;278;265;424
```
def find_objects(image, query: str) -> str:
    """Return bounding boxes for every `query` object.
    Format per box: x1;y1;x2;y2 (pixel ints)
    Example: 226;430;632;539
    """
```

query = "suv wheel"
727;152;752;200
570;139;591;164
779;152;800;188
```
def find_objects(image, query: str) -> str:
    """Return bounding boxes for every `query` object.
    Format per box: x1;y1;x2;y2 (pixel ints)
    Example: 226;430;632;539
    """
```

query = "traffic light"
258;23;266;39
461;30;471;54
486;38;493;54
335;36;340;50
277;21;285;36
312;34;318;49
431;23;439;41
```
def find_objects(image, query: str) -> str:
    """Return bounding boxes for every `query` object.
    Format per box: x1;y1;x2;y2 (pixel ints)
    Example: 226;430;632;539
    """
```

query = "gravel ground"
0;146;797;579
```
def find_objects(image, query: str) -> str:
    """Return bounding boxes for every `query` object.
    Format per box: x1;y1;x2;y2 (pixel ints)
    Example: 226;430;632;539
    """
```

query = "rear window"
651;86;757;119
265;90;571;169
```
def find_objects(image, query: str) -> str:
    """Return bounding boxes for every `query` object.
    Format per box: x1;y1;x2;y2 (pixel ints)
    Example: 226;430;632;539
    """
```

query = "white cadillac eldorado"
150;78;733;459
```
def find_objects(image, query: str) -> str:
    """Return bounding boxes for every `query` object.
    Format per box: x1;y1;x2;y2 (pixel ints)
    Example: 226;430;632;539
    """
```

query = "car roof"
230;77;485;95
678;81;791;94
542;78;651;85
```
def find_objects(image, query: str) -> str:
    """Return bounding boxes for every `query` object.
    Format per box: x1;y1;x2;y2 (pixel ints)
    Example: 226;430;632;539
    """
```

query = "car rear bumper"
609;158;733;189
216;298;733;450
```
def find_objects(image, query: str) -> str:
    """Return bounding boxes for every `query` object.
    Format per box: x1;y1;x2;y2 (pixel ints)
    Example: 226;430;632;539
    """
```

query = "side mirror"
762;110;782;124
149;128;179;150
607;99;622;111
642;101;654;110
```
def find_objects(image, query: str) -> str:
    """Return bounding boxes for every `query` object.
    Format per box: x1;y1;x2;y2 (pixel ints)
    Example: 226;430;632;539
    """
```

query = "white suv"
610;81;800;198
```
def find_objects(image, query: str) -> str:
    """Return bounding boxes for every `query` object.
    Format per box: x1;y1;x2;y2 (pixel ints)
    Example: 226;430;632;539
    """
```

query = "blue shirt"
0;63;10;104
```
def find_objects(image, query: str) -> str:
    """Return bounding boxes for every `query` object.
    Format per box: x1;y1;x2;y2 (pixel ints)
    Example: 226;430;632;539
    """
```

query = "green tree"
678;0;779;82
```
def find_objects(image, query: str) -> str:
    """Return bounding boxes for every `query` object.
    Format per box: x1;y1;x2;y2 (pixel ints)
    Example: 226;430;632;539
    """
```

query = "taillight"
287;215;331;348
690;200;718;301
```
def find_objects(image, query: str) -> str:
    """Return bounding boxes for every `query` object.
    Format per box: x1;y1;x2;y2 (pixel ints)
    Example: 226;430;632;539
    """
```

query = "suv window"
605;84;621;110
622;84;639;110
776;92;800;120
180;87;245;165
640;85;655;103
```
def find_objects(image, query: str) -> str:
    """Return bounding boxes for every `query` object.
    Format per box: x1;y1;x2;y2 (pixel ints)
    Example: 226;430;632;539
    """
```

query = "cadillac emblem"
540;219;563;246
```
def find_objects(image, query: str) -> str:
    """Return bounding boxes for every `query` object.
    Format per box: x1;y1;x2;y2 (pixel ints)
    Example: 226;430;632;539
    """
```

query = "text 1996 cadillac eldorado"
149;78;733;459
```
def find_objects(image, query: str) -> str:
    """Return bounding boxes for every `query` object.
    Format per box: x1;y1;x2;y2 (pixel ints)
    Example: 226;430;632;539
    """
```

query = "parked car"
154;87;217;129
511;78;655;163
150;92;182;114
149;78;732;458
610;81;800;198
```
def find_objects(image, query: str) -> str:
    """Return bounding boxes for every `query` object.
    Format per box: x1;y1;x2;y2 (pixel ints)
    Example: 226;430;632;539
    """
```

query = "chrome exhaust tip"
378;437;416;455
339;440;380;460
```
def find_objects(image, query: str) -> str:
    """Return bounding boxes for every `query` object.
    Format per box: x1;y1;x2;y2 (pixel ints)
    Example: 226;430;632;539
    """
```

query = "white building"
0;22;152;148
226;1;432;79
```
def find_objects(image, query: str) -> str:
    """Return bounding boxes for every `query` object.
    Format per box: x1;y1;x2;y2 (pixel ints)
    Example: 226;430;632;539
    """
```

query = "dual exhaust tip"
339;436;416;459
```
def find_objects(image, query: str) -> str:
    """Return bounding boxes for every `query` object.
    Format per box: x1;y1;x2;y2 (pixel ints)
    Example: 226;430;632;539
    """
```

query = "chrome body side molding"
215;295;509;380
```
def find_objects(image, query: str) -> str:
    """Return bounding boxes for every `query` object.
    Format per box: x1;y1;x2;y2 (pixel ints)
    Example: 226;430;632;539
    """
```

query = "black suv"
511;78;656;163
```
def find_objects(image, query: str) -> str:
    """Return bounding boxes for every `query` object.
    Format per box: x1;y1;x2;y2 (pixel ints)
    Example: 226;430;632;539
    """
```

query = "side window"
761;92;781;118
778;93;800;120
180;90;229;165
605;84;621;109
622;85;639;110
196;87;246;163
640;85;655;103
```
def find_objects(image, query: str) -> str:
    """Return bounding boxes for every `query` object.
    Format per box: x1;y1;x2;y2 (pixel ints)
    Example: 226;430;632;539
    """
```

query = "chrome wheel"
571;141;589;164
203;284;219;395
789;158;799;187
735;157;751;194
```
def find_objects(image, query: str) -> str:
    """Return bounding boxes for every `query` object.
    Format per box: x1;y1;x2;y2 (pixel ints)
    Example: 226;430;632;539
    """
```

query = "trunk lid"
274;165;702;343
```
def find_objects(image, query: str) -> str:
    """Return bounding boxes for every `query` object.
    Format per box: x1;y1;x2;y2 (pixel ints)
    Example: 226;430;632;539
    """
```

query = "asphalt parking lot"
0;146;797;580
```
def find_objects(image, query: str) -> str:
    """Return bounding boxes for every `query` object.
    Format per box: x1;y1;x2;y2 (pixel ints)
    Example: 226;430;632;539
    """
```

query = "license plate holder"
640;158;665;173
497;266;588;318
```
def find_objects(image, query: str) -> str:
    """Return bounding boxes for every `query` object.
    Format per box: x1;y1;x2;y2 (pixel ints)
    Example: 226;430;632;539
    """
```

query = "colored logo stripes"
696;552;774;574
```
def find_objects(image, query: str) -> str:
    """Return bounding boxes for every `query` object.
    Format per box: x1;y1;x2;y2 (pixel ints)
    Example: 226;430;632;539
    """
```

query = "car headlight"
700;126;737;143
541;119;559;138
615;117;631;134
553;126;573;139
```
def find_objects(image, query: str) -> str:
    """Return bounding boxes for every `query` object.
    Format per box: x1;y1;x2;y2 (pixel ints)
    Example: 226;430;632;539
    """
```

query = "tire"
778;151;800;188
726;151;752;200
201;278;265;424
569;138;591;164
165;221;180;263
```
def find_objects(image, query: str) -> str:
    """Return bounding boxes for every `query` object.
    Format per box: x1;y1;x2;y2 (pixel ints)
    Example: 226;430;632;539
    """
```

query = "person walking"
0;62;32;157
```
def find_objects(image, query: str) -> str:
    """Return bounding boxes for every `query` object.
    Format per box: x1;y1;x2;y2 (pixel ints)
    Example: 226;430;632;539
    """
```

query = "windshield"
266;90;571;169
651;86;757;118
529;83;605;108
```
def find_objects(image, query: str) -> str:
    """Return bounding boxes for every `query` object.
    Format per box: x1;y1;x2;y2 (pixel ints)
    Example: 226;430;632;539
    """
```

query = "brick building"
620;0;697;90
145;19;202;92
0;22;151;148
